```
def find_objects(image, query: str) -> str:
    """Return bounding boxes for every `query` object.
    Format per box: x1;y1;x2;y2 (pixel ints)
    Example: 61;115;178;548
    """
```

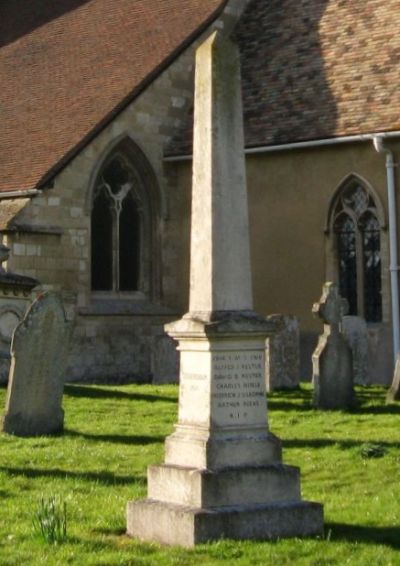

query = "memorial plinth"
127;31;323;547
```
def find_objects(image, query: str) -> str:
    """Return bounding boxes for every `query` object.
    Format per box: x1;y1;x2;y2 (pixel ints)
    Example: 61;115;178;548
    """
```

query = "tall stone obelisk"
127;31;323;547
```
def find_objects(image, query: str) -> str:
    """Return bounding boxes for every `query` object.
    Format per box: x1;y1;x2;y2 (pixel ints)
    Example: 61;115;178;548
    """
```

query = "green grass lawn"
0;383;400;565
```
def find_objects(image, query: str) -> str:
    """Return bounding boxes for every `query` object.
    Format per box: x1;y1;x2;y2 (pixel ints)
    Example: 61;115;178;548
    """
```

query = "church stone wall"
1;0;248;383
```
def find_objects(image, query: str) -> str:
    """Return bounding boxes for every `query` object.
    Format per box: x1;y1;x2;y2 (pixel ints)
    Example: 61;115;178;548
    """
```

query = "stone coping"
0;272;38;291
0;223;64;235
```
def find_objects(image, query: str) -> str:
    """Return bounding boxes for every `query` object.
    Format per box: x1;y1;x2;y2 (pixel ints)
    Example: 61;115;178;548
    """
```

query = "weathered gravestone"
265;314;300;391
126;31;323;547
312;283;354;410
2;292;72;436
342;315;369;385
386;354;400;403
0;244;38;384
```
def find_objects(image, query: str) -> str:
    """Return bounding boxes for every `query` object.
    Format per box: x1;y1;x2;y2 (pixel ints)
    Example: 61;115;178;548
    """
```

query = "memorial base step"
127;498;324;547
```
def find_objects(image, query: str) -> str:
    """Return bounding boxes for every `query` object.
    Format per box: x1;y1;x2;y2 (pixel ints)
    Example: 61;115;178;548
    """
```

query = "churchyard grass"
0;383;399;565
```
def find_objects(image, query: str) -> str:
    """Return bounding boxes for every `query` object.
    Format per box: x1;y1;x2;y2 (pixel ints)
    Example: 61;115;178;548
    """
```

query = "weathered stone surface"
188;27;252;316
367;323;393;385
127;30;323;546
147;463;301;507
386;354;400;403
151;334;179;384
0;244;39;384
2;292;72;436
266;314;300;391
342;315;368;385
312;283;354;410
163;331;281;470
127;499;324;547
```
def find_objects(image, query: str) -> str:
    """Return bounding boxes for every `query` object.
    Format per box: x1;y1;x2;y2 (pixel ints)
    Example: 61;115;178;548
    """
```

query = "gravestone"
386;354;400;403
151;333;179;384
312;283;354;410
265;314;300;391
127;31;323;547
2;292;72;436
342;316;369;385
0;244;38;383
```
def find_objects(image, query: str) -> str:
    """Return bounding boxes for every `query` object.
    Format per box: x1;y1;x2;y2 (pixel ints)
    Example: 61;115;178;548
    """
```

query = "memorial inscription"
211;351;267;426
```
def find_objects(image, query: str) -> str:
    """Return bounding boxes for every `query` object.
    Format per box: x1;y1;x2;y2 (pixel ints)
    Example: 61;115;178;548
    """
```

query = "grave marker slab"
2;292;72;436
265;314;300;391
342;315;369;385
312;283;354;410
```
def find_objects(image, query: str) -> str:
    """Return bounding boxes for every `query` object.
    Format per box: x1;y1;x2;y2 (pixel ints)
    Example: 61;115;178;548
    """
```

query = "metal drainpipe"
373;136;400;364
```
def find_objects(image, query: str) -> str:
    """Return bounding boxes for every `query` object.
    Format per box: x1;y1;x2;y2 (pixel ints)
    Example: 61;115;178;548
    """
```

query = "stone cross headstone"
386;354;400;403
2;292;72;436
127;31;323;547
312;282;354;410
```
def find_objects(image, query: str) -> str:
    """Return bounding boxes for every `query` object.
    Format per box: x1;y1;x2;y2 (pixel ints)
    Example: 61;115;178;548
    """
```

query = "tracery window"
332;181;382;322
90;138;161;299
91;154;140;291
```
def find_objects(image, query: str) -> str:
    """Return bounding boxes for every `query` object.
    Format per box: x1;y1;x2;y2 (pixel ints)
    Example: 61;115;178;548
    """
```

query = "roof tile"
0;0;225;192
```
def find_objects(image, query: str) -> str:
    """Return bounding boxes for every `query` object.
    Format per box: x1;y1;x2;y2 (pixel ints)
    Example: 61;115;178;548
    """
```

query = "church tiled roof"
167;0;400;156
0;0;226;192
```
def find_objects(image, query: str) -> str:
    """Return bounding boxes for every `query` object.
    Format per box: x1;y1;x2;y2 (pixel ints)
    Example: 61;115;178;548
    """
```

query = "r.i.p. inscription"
211;350;267;427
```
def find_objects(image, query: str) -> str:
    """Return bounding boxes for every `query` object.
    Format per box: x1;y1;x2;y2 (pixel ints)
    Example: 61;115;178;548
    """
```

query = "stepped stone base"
147;463;301;508
165;428;282;469
127;498;324;547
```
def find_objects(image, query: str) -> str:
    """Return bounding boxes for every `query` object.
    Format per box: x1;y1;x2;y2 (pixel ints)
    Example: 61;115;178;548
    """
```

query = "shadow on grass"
64;385;176;404
269;386;400;415
269;401;400;415
0;466;144;486
326;522;400;550
351;404;400;415
65;429;165;445
283;438;400;450
268;401;313;412
92;526;126;536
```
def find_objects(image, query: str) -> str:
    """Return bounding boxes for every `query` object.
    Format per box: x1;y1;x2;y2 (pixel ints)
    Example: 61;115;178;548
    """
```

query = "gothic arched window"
90;138;161;299
332;181;382;322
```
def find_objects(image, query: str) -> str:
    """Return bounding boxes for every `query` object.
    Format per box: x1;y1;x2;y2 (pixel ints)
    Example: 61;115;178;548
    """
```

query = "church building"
1;0;399;383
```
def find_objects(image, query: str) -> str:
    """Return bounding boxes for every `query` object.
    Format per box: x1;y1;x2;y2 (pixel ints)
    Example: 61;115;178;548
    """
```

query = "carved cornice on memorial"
166;309;275;338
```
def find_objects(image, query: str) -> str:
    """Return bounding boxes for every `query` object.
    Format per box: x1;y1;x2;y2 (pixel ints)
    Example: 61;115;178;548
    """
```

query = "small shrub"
360;442;386;459
32;495;67;544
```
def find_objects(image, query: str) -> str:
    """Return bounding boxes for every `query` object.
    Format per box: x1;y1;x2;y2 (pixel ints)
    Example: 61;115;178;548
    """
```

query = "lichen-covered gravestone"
2;292;72;436
312;283;354;410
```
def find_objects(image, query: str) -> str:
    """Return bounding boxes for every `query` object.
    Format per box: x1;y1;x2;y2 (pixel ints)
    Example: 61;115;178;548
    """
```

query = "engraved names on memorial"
211;350;267;426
